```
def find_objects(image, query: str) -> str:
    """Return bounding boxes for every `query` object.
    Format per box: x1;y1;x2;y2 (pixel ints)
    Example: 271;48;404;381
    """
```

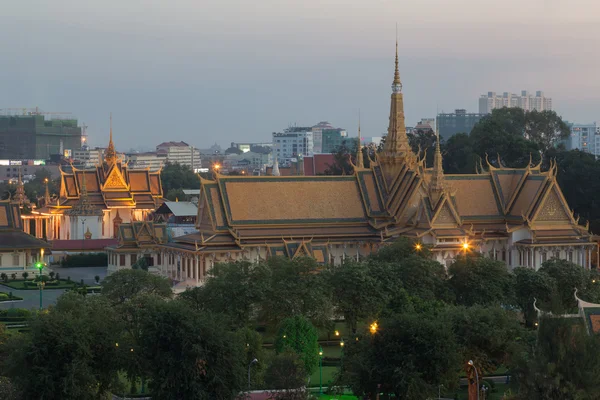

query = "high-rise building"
125;151;167;171
0;115;82;160
436;109;485;141
565;122;599;155
272;127;314;164
155;141;201;172
311;122;347;153
479;91;552;114
72;148;105;168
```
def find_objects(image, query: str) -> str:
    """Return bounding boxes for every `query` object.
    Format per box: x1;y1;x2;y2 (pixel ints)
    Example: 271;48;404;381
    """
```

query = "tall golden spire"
44;178;51;205
356;111;364;169
429;126;445;208
104;113;117;165
381;37;412;165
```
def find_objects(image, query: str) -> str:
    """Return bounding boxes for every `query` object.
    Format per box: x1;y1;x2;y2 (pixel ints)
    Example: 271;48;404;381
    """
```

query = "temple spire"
381;38;412;164
356;111;364;169
104;113;117;166
429;126;445;208
272;155;280;176
44;178;51;205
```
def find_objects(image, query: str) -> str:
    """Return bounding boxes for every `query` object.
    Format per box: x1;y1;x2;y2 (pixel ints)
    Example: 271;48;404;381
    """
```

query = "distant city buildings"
230;141;272;153
0;114;82;160
479;91;552;114
125;151;166;171
311;121;348;154
0;162;60;183
564;122;599;156
72;148;105;168
272;127;314;164
436;109;486;141
156;141;201;172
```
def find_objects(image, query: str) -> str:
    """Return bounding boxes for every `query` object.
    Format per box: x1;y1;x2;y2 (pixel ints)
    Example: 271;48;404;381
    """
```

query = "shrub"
60;253;108;268
49;271;55;280
0;273;7;282
94;275;100;284
10;273;16;281
21;272;29;280
67;276;71;283
55;273;60;281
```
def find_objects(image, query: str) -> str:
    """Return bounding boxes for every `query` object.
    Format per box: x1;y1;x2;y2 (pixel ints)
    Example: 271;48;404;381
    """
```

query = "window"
120;255;126;266
157;253;162;265
541;252;547;263
568;251;573;262
131;254;137;265
13;254;19;265
0;254;3;266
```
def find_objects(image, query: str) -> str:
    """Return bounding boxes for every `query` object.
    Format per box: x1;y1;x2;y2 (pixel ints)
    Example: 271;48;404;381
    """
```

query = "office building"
72;148;105;168
272;127;314;164
125;151;167;171
156;141;201;172
230;142;272;153
311;122;347;153
0;114;82;160
479;91;552;114
436;109;486;140
565;122;599;155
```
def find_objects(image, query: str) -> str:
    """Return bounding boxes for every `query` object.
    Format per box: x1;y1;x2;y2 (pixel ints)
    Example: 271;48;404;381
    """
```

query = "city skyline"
2;0;599;150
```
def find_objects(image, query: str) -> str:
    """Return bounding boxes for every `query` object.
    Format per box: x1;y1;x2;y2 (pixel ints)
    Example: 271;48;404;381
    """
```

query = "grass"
316;395;358;400
1;279;78;290
0;292;23;302
309;366;339;388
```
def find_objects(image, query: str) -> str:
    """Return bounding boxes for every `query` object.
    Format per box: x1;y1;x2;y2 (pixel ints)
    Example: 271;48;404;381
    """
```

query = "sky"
1;0;599;151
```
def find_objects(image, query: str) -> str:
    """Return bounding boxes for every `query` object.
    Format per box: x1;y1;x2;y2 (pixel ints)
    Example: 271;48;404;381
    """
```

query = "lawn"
309;366;339;388
1;279;78;290
0;291;23;302
447;383;514;400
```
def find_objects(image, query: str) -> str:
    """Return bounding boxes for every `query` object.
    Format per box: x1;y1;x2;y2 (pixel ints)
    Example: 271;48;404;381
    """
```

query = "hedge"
60;253;108;268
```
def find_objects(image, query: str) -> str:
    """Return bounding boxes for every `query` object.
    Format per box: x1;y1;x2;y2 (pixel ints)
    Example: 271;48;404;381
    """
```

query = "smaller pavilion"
0;200;49;275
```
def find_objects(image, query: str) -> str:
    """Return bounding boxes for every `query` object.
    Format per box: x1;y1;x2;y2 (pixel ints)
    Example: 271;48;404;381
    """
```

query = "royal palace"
103;43;596;288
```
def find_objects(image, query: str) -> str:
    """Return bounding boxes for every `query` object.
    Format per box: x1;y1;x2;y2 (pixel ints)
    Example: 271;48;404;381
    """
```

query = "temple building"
0;200;49;275
24;120;164;242
113;43;594;285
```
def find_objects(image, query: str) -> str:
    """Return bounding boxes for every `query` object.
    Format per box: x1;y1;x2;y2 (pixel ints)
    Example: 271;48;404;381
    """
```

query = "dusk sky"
1;0;599;151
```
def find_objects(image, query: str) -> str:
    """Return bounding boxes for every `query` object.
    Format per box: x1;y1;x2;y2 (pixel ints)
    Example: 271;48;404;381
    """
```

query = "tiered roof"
45;120;163;214
0;200;49;250
163;44;593;259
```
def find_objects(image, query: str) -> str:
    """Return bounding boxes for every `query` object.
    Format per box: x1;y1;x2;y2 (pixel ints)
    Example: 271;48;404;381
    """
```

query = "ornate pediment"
103;166;129;191
535;187;571;223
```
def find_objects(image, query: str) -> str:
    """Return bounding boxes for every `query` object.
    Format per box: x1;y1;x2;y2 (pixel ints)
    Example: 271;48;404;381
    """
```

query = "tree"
160;162;199;194
3;293;125;399
180;261;268;328
326;261;386;334
447;255;514;307
0;273;6;283
259;257;333;330
525;109;570;153
21;272;28;280
448;305;530;375
538;258;588;312
442;133;478;174
264;352;308;399
408;128;437;167
324;139;367;175
237;327;267;390
545;147;600;233
101;269;172;304
513;267;555;327
516;317;600;399
274;315;319;376
343;311;459;399
139;300;245;399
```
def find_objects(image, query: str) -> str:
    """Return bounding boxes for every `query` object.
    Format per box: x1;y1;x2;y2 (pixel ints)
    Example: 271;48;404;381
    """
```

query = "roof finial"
44;178;51;205
356;110;364;169
429;125;445;208
104;112;117;166
393;24;401;87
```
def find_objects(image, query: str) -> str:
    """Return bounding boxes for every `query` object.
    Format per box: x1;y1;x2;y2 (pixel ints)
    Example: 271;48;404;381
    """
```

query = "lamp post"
248;358;258;391
35;259;44;310
318;347;323;395
468;360;480;400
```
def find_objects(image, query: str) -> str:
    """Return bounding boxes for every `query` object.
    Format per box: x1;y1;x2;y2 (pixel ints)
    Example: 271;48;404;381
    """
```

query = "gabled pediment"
430;196;461;227
531;183;573;225
103;165;130;191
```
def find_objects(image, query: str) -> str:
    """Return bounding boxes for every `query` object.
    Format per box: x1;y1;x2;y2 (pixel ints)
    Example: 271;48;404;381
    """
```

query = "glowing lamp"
369;322;378;334
414;243;422;251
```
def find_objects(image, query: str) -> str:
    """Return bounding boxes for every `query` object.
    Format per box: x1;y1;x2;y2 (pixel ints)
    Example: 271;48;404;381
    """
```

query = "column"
195;256;199;284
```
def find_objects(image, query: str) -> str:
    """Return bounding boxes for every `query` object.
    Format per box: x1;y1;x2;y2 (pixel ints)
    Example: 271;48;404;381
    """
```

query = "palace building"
121;43;594;287
24;121;164;243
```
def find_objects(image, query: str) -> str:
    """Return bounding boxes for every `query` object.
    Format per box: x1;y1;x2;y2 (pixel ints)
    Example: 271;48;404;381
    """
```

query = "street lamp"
35;260;44;310
248;358;258;391
414;243;422;251
318;347;323;394
467;360;480;400
369;321;378;334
